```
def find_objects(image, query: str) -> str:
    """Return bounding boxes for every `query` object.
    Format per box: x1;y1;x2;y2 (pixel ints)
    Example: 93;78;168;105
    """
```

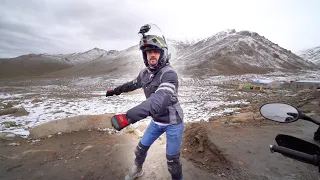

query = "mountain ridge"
299;46;320;65
1;30;319;79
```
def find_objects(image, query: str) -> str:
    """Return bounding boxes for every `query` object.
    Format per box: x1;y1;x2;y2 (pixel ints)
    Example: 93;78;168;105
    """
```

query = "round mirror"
259;103;299;123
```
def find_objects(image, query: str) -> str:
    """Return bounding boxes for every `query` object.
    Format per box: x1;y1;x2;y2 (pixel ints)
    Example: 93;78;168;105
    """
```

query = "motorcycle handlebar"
300;112;320;125
270;145;319;166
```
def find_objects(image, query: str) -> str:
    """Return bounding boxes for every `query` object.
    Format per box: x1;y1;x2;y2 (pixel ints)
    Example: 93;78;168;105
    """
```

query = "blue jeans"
135;120;184;180
140;120;184;156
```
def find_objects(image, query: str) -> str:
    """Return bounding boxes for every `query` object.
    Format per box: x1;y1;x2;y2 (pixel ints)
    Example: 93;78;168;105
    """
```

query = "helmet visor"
138;23;165;39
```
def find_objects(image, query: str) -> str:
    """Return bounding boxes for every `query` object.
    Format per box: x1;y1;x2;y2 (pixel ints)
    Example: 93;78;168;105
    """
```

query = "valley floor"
1;76;320;180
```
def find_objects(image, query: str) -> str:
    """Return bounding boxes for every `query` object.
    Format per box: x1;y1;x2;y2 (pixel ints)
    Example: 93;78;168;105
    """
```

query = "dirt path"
1;118;320;180
0;129;226;180
205;121;320;180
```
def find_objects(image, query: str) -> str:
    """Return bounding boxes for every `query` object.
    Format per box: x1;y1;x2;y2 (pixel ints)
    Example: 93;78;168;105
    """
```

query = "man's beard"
148;59;158;69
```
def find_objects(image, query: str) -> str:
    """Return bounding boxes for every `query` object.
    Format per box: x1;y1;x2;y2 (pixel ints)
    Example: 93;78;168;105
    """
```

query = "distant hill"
0;48;117;78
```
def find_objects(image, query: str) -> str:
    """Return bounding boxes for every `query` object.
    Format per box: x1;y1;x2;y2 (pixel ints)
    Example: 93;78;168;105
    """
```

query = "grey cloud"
0;0;149;58
49;1;145;40
2;0;317;58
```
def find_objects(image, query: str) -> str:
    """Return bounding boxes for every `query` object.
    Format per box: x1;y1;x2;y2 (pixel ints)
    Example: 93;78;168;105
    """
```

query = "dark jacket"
113;65;183;124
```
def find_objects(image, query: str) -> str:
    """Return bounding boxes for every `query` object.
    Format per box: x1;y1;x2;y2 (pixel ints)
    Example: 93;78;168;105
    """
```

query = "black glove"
106;88;121;97
106;90;114;97
111;114;131;131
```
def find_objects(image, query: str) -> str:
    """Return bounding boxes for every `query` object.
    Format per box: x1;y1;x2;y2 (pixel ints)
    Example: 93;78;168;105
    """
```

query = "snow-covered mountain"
42;40;189;78
66;48;116;65
172;29;318;76
1;30;319;79
0;48;117;78
37;47;116;65
299;46;320;65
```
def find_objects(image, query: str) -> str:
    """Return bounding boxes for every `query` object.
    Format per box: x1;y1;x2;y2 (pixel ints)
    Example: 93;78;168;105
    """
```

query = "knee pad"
134;141;150;166
166;154;182;180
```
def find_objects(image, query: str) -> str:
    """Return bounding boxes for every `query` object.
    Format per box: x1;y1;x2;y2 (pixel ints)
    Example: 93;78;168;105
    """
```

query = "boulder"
29;114;115;138
13;106;29;116
0;108;19;116
0;106;29;116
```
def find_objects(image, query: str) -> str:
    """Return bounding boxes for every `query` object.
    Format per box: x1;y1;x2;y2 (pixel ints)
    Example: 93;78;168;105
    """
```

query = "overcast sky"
0;0;319;58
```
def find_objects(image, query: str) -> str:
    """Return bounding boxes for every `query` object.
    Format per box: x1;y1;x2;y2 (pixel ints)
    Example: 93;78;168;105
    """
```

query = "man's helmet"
138;24;169;70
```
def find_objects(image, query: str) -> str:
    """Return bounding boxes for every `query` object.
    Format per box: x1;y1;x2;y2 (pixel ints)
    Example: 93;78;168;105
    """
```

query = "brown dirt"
181;123;231;174
1;106;320;180
0;130;224;180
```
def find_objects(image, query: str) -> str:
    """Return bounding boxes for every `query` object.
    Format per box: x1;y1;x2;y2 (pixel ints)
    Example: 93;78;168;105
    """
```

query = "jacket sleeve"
113;71;143;95
126;71;178;123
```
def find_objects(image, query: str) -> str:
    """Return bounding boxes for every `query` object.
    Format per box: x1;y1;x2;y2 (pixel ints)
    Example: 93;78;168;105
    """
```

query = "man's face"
146;49;161;66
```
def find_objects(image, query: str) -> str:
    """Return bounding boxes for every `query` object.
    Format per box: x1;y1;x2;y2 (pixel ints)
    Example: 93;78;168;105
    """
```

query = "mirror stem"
300;112;320;125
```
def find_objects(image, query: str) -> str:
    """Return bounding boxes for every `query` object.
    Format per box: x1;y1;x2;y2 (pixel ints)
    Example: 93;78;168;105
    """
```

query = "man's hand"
111;114;131;131
106;90;115;97
106;89;121;97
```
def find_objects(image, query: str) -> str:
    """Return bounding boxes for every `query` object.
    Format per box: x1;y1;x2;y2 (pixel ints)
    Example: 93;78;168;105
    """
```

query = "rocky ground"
1;78;320;180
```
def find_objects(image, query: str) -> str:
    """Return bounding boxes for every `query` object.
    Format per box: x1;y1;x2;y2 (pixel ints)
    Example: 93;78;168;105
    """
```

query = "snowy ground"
1;70;320;137
0;86;248;137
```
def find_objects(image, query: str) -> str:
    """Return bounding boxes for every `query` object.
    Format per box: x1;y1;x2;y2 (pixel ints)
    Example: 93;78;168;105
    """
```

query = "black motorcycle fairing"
275;134;320;155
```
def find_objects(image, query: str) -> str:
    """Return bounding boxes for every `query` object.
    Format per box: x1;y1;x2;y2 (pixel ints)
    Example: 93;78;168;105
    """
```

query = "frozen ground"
1;70;320;137
0;85;248;137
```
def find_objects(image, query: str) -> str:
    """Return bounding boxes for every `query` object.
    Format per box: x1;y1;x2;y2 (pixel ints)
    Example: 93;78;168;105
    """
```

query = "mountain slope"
40;46;141;78
172;30;317;76
0;54;73;78
299;46;320;65
0;48;117;78
56;48;116;65
42;41;188;78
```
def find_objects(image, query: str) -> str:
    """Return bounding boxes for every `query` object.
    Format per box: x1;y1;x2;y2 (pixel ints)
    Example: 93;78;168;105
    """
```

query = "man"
106;24;184;180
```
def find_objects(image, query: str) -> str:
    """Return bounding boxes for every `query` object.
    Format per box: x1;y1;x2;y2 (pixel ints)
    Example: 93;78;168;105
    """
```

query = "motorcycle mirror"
259;103;300;123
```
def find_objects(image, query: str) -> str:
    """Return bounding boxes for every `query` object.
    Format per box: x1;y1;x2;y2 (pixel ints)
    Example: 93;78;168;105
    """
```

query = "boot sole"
136;170;144;178
125;170;144;180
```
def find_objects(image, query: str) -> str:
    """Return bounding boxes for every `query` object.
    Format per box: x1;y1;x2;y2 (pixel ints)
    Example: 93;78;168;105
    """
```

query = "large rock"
29;114;115;138
0;108;19;116
13;106;29;116
0;106;29;116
